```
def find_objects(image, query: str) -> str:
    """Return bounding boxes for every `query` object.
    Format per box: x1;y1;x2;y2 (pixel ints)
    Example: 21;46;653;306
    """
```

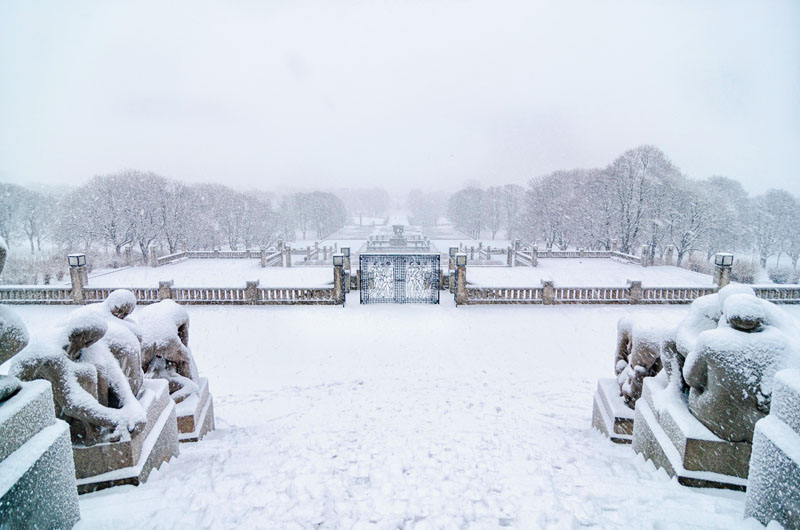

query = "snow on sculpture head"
682;292;800;442
105;289;137;320
0;236;30;401
64;311;108;359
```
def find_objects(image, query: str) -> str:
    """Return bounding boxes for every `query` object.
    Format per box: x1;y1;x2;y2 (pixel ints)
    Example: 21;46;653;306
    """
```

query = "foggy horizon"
2;1;799;197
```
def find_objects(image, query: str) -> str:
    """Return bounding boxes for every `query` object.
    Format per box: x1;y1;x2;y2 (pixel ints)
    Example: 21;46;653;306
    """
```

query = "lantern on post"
713;253;734;288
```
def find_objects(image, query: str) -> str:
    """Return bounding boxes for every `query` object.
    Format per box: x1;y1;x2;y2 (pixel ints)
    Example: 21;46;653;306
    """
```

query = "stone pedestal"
176;378;215;443
74;379;179;494
632;376;749;490
745;369;800;528
591;378;634;444
0;380;80;529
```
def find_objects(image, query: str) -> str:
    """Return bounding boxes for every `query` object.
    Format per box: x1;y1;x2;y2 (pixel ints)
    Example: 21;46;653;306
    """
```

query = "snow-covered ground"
469;259;714;287
5;300;794;529
80;260;334;288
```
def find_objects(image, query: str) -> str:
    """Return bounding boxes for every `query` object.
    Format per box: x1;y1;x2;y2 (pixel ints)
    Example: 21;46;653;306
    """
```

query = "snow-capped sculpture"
0;236;30;401
614;314;676;408
76;289;145;396
683;293;800;442
10;311;147;445
138;299;199;403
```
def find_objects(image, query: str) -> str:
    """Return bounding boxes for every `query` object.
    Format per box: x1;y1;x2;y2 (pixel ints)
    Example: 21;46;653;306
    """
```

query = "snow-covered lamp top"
714;253;734;267
456;253;467;266
67;253;86;267
333;254;344;267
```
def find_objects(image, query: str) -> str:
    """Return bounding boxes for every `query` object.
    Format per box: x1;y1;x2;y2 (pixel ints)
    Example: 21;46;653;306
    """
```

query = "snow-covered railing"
553;286;630;304
466;287;543;304
255;287;337;305
171;287;247;304
156;251;188;266
639;287;717;304
0;286;73;304
464;283;800;305
83;287;160;304
752;286;800;304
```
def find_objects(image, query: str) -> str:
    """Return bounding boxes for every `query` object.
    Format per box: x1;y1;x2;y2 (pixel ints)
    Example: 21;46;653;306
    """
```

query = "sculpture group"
594;283;800;527
0;237;214;528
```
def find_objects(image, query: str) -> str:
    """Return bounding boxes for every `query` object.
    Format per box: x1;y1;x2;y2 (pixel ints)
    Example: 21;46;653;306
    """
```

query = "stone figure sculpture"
683;293;800;442
0;236;30;401
11;311;147;445
138;300;199;403
614;315;676;408
79;289;145;396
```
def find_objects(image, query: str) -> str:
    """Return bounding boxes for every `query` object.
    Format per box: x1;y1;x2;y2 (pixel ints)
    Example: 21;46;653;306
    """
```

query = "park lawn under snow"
468;258;714;287
6;300;798;529
78;259;335;288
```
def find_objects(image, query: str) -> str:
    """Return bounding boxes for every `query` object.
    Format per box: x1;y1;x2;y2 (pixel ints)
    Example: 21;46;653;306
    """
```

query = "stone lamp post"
713;253;734;288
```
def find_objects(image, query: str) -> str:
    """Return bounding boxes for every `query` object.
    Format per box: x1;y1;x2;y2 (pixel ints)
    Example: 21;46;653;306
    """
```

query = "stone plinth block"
632;375;749;491
176;377;215;443
745;369;800;528
0;380;81;529
591;378;634;444
74;379;179;494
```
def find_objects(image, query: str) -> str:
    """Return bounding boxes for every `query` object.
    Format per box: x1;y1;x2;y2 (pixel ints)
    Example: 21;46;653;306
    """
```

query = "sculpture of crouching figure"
0;235;30;401
10;312;147;445
80;289;145;397
614;315;675;408
683;293;800;442
138;300;199;403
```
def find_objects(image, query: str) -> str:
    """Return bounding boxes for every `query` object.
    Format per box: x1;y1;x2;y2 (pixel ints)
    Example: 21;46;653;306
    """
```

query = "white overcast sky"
1;0;798;196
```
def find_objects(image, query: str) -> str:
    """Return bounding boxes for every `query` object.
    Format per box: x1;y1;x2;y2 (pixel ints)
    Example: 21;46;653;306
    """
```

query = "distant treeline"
447;145;800;269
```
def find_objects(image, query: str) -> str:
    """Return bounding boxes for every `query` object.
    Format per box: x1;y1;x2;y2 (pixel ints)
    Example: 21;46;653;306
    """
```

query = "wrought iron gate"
359;253;440;304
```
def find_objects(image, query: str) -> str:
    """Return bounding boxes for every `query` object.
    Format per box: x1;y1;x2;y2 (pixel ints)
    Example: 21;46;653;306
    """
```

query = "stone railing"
463;281;800;305
0;286;74;305
0;282;338;306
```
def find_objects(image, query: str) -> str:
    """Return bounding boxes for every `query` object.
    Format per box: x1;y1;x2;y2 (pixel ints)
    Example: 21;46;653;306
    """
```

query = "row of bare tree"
447;145;800;268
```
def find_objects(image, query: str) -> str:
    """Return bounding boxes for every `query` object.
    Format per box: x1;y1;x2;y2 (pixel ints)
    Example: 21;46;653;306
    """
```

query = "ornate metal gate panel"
359;253;440;304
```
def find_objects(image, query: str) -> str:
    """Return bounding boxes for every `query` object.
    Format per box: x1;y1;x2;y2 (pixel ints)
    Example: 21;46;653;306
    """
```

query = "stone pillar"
333;256;344;305
611;239;619;253
470;246;475;261
245;280;260;304
665;245;674;265
213;248;220;258
514;239;520;251
69;267;85;304
531;246;538;267
507;246;513;267
713;253;734;288
323;246;328;260
640;245;649;267
284;246;292;268
149;246;159;267
455;254;467;306
745;369;800;529
627;280;642;305
306;246;311;259
541;280;555;305
158;280;174;300
449;247;458;272
277;240;284;251
341;248;351;293
260;248;267;268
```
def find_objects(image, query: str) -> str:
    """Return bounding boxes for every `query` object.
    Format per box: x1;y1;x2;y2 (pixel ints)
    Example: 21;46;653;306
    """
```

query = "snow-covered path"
10;301;789;529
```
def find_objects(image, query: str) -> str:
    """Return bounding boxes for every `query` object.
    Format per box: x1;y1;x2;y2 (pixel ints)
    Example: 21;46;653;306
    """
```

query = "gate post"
245;280;260;304
158;280;174;300
284;245;292;267
260;248;267;268
333;254;345;305
507;246;513;267
455;254;467;306
531;245;538;267
542;280;555;305
627;280;642;305
341;248;351;293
